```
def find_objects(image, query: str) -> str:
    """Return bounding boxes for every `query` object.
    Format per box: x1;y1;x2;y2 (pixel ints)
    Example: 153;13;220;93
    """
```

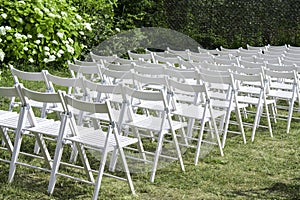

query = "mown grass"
0;70;299;199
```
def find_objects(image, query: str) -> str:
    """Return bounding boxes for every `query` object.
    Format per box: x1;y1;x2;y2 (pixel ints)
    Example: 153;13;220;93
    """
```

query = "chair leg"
264;102;273;138
0;127;13;154
150;131;164;183
286;99;295;134
8;108;27;183
251;104;262;142
194;120;206;165
8;129;23;183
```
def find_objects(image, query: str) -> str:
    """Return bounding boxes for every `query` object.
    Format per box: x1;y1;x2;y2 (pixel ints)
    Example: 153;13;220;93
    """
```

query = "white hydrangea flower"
83;23;92;31
35;40;41;44
43;7;50;13
57;32;64;39
0;49;5;62
44;46;50;51
56;52;62;58
68;37;74;44
66;44;74;54
63;40;69;45
21;34;27;39
14;33;23;39
48;13;56;18
61;11;67;17
1;13;7;19
44;51;50;56
27;34;32;39
29;58;34;63
52;40;58;45
48;55;56;62
23;47;28;51
38;33;44;38
0;26;6;35
5;26;11;31
43;58;49;63
58;49;64;54
75;14;82;21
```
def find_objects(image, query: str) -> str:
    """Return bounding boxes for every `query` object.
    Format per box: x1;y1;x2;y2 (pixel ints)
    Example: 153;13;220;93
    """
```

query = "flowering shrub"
0;0;92;71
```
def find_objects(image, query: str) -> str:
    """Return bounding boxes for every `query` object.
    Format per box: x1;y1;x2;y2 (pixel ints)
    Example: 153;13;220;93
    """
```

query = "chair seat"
237;96;275;105
268;89;295;99
124;116;187;132
67;130;138;152
0;115;52;130
211;99;248;109
172;104;225;120
0;111;19;118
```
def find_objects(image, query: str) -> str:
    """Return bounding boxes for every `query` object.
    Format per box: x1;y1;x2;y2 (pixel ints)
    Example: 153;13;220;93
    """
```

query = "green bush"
0;0;92;71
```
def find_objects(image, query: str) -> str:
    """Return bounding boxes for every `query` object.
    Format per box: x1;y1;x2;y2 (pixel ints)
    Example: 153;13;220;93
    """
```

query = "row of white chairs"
3;48;299;197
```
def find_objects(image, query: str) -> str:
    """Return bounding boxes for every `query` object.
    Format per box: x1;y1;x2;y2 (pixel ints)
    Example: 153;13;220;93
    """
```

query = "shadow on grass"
228;180;300;199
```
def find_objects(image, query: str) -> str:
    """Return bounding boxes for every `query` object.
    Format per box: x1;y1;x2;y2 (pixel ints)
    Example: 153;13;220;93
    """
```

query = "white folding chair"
7;84;65;183
264;68;299;133
0;86;21;162
167;78;224;164
48;93;138;199
198;72;246;148
231;72;274;141
121;85;186;182
9;65;49;115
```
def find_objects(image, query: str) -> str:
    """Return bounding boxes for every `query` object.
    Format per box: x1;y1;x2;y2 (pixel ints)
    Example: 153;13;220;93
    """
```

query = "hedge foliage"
114;0;300;49
1;0;300;74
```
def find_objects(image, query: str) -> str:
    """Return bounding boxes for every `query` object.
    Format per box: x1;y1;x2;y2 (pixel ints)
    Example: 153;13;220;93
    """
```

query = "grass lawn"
0;70;299;199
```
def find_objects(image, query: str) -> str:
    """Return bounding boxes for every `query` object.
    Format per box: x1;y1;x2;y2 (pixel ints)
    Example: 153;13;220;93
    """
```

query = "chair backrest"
127;50;153;62
239;59;264;69
133;63;166;76
63;94;113;122
235;65;264;75
103;63;133;72
200;61;235;72
10;65;48;90
246;44;266;52
166;47;190;60
83;79;123;103
264;68;298;81
17;84;65;124
198;47;219;55
188;52;214;63
177;58;196;69
74;58;96;66
152;54;180;66
281;58;300;67
101;68;134;85
132;72;168;90
0;86;19;111
90;52;117;63
165;67;199;82
214;56;239;66
112;57;133;65
45;72;86;96
265;63;296;72
68;62;103;82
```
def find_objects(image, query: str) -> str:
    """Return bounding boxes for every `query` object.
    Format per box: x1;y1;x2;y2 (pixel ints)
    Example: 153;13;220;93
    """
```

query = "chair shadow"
227;180;300;199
